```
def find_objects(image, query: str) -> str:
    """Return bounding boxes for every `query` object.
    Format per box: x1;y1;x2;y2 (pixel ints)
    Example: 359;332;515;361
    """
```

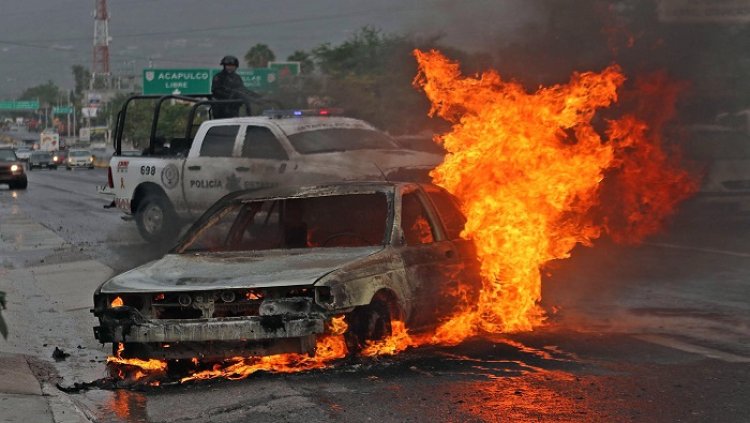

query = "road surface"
0;168;748;422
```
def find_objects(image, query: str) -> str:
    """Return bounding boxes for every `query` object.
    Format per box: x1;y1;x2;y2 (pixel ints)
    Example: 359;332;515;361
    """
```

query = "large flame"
410;49;697;344
106;50;698;383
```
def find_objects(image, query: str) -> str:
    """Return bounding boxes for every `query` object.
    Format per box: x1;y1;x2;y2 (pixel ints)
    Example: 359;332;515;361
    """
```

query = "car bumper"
67;162;94;168
0;174;25;183
94;315;325;344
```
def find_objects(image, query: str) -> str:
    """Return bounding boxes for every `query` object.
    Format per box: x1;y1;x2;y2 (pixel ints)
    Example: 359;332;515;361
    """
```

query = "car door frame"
182;121;244;216
232;122;293;191
393;184;463;331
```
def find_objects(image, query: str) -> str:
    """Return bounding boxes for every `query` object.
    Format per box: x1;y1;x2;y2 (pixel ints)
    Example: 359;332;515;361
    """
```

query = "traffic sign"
142;69;213;95
268;61;301;78
0;100;40;110
235;68;278;92
52;106;73;114
142;68;279;96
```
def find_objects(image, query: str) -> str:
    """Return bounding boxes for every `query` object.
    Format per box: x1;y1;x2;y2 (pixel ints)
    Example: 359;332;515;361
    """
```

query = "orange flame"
360;321;422;357
107;317;350;383
110;297;124;308
107;343;167;382
407;49;697;345
180;316;349;382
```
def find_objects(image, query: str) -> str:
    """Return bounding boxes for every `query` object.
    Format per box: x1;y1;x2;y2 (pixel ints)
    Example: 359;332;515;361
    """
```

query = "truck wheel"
135;193;177;243
345;297;394;353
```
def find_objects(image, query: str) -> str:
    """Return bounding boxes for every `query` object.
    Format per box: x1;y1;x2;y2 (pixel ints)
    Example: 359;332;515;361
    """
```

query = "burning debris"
105;49;697;385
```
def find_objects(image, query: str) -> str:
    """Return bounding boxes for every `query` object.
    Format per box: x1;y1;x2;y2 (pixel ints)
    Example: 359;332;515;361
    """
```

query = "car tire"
345;297;394;353
66;166;71;171
135;193;178;244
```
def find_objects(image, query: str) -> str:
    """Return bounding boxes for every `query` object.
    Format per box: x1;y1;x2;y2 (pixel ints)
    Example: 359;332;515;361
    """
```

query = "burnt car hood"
98;246;384;294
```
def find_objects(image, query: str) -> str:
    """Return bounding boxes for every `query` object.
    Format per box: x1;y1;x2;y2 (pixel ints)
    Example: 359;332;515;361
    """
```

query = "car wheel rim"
143;204;164;235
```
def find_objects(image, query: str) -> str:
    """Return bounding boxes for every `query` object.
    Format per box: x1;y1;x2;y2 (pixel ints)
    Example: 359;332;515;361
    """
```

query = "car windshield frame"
287;127;400;154
176;190;395;254
70;150;92;157
31;152;51;159
0;150;17;161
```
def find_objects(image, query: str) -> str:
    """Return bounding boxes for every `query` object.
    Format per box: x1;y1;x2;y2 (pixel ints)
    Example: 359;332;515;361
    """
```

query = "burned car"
92;181;481;360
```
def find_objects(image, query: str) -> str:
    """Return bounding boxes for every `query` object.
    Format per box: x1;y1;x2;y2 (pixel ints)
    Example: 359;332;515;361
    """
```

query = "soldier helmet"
220;55;240;66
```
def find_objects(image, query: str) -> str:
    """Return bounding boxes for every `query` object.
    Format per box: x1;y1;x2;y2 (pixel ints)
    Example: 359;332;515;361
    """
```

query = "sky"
0;0;539;98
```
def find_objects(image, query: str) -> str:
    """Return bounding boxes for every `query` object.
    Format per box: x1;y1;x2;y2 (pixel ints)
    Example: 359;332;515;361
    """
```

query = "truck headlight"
10;164;20;172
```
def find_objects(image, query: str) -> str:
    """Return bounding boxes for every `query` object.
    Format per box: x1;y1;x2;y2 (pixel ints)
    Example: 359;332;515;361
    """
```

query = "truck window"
287;128;399;154
199;125;239;157
241;126;288;160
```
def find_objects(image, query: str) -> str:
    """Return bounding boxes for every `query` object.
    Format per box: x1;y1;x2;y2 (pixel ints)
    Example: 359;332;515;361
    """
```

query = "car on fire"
92;181;481;361
0;148;28;189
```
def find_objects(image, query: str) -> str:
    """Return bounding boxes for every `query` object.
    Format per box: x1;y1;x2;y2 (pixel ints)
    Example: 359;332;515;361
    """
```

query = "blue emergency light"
262;108;343;118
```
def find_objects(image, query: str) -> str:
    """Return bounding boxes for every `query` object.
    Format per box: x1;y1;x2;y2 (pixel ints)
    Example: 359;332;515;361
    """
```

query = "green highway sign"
52;106;73;114
234;68;278;92
0;100;40;110
142;69;213;95
142;68;279;95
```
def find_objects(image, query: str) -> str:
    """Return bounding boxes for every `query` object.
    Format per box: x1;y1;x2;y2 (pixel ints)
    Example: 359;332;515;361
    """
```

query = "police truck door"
183;124;241;216
235;124;290;191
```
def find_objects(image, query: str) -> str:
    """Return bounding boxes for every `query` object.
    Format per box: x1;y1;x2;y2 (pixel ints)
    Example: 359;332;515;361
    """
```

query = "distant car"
66;149;94;170
15;148;31;162
0;148;27;189
54;150;68;167
28;151;57;170
92;181;482;361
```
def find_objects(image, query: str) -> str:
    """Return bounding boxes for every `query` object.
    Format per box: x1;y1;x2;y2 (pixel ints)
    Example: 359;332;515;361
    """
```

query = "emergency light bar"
262;108;343;118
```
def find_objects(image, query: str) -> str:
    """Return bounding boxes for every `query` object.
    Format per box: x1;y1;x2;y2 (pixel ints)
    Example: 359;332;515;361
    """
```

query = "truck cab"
104;95;443;243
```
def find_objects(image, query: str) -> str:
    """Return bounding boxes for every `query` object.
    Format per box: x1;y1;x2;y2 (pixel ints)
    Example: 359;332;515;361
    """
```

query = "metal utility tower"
91;0;110;86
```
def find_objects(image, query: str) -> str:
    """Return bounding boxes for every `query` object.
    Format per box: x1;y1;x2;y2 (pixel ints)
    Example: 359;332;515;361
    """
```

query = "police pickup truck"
104;95;443;243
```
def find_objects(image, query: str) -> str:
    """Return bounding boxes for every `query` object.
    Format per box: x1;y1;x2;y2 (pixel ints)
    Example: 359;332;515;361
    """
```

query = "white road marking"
645;242;750;258
635;334;750;363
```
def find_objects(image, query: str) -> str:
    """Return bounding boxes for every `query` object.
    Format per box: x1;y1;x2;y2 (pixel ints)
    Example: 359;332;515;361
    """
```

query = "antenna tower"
92;0;110;87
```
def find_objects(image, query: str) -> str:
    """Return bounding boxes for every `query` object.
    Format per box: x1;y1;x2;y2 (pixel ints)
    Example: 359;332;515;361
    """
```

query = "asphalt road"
1;168;749;422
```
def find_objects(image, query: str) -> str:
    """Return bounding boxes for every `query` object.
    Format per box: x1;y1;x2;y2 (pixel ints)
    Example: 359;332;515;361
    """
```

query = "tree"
244;44;275;68
309;27;471;134
19;80;64;106
287;50;314;74
71;65;91;97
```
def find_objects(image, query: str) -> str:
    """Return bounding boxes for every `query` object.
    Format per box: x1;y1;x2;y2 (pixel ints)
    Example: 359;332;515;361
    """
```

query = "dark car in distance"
92;181;482;361
0;148;28;189
28;151;57;170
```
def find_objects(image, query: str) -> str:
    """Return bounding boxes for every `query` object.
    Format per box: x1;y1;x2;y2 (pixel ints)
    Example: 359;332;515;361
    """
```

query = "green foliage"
244;44;276;68
108;93;201;150
287;50;314;74
308;27;468;134
71;65;90;97
18;80;64;106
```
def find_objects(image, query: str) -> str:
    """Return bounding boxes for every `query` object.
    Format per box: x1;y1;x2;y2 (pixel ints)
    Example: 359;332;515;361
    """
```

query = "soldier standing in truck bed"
211;55;259;118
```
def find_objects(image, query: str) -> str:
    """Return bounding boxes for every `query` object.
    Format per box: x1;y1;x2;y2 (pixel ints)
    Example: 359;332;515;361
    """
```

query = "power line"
9;4;436;43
